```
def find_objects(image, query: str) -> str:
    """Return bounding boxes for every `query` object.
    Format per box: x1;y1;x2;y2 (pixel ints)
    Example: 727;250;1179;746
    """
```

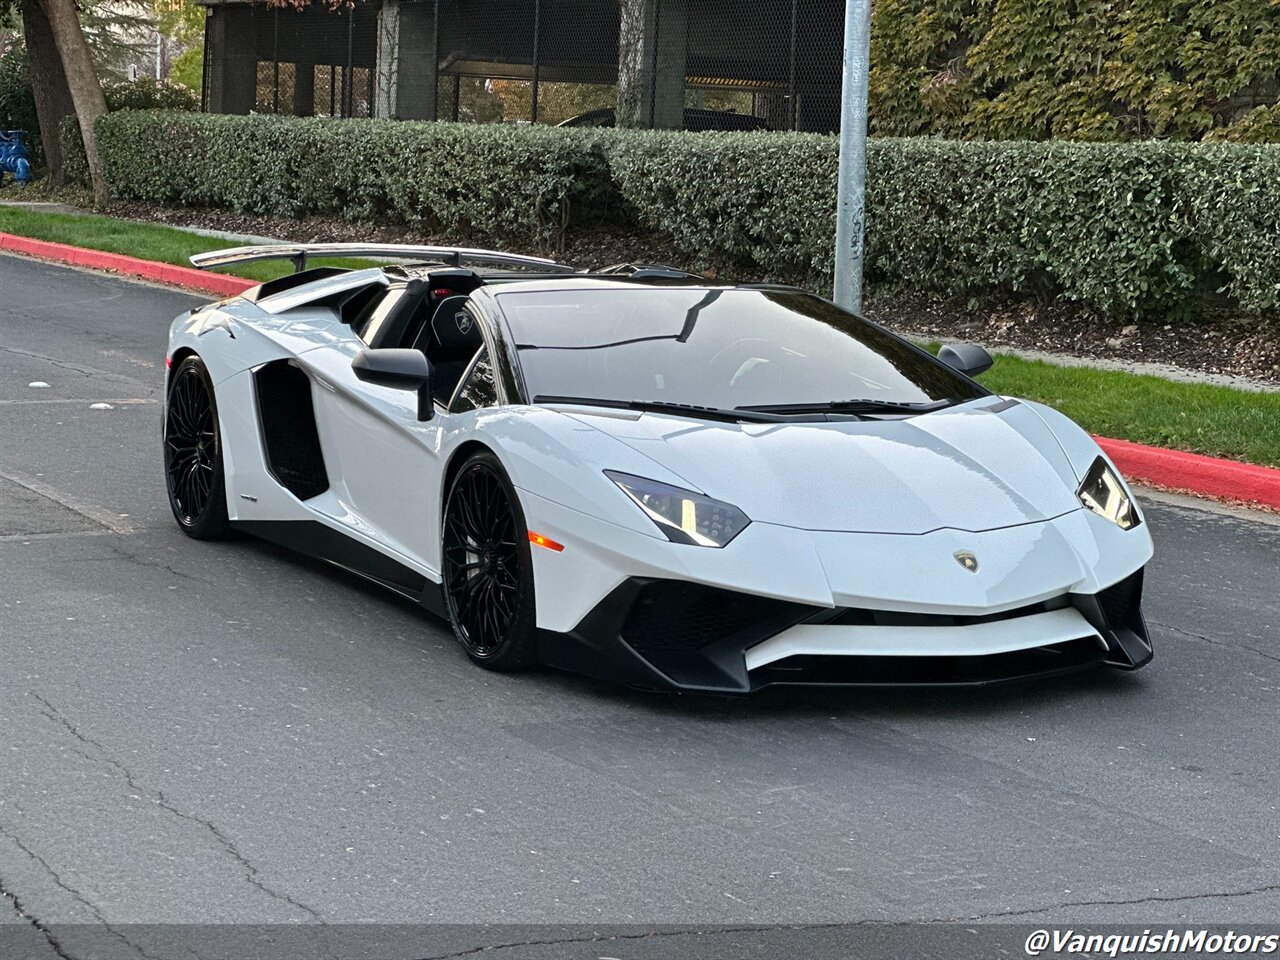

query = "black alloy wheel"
164;356;231;539
441;451;537;670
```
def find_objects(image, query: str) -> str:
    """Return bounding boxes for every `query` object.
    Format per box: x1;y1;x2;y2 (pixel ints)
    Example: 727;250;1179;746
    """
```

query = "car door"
298;295;449;577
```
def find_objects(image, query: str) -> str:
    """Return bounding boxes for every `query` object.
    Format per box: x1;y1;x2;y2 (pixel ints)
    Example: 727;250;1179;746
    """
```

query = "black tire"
441;450;538;671
164;355;232;540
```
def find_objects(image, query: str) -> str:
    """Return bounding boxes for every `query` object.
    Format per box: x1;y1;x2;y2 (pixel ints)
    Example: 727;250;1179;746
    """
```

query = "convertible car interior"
345;269;487;405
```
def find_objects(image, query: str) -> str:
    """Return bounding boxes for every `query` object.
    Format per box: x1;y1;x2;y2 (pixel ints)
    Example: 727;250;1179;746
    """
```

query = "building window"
313;65;373;119
255;61;298;114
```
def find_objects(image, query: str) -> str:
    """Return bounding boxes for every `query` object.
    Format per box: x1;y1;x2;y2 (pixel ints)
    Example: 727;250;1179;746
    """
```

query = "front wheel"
441;451;538;671
164;355;231;540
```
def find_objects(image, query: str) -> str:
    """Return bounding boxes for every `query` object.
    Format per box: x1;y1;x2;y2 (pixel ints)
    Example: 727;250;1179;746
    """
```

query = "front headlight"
1078;457;1141;530
605;471;751;547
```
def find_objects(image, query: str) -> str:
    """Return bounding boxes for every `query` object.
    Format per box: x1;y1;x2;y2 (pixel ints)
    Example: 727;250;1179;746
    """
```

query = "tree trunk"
20;0;76;186
38;0;110;205
617;0;655;128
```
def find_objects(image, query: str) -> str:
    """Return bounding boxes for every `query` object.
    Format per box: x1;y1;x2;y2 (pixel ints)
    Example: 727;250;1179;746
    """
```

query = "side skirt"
233;520;446;618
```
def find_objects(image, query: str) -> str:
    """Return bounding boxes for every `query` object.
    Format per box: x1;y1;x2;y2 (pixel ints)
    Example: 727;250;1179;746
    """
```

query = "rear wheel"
441;451;537;671
164;356;231;540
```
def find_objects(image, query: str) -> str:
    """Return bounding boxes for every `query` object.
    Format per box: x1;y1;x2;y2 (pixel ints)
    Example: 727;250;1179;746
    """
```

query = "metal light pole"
833;0;873;313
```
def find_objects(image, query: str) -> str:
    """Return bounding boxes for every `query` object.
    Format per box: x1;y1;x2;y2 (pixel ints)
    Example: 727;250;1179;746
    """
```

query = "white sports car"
165;244;1154;693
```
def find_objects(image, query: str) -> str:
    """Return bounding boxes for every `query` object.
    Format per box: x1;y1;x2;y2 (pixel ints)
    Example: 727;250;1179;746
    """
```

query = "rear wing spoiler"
190;243;577;275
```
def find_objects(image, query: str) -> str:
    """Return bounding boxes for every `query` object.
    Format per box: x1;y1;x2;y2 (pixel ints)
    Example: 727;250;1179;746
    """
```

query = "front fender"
448;406;694;542
1021;399;1149;529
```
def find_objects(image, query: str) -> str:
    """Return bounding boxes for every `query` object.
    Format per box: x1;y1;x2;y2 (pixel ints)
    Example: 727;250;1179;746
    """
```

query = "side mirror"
938;343;994;378
353;348;433;421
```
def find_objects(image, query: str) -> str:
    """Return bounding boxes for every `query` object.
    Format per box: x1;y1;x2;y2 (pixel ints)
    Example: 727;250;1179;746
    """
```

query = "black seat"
412;295;484;405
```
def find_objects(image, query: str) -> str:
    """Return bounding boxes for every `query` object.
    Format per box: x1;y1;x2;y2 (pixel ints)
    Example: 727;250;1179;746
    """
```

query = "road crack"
154;788;328;924
410;922;874;960
29;692;326;924
100;541;203;583
1149;619;1280;667
0;345;153;393
953;882;1280;921
0;824;162;959
53;540;216;584
0;868;76;960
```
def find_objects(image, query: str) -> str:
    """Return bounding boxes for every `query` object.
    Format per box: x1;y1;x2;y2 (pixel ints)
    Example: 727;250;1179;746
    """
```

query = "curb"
1097;437;1280;511
0;231;256;298
3;231;1278;511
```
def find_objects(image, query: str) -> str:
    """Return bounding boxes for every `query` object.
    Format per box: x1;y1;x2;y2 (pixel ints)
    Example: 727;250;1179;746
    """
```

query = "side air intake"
253;360;329;501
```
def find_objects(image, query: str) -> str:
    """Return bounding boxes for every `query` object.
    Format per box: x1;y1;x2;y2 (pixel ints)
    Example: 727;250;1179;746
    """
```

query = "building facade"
199;0;844;132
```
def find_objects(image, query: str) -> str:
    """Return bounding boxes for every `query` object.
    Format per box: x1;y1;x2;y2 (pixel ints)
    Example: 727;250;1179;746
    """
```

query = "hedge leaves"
86;110;1280;318
90;112;611;248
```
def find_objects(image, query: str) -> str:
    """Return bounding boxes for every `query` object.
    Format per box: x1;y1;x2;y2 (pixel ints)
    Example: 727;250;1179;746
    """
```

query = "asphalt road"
1;255;1277;956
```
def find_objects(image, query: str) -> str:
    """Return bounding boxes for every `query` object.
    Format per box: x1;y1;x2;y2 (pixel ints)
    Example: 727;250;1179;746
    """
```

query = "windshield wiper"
534;395;787;424
736;398;954;416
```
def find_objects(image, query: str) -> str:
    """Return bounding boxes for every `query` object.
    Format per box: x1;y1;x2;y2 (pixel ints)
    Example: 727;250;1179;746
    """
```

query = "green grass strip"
980;355;1280;469
0;206;374;282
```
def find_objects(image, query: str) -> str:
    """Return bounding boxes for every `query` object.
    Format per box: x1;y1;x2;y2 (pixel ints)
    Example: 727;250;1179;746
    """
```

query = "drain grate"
0;477;106;537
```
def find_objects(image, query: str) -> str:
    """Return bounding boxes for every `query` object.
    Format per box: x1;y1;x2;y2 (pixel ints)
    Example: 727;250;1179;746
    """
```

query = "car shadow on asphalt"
232;534;1149;723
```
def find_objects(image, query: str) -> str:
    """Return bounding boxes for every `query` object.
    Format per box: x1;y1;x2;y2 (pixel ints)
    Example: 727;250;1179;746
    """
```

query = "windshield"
498;287;988;410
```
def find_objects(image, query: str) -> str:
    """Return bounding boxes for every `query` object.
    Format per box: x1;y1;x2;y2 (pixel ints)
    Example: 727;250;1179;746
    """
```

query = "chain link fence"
203;0;843;132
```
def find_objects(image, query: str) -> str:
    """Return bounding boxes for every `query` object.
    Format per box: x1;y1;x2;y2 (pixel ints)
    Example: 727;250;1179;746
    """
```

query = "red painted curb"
0;232;256;298
1097;436;1280;510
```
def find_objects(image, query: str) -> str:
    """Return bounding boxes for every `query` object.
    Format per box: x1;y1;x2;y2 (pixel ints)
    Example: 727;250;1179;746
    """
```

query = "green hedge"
82;110;1280;317
88;111;611;247
606;130;838;289
609;132;1222;315
57;80;201;188
1180;145;1280;311
58;115;87;186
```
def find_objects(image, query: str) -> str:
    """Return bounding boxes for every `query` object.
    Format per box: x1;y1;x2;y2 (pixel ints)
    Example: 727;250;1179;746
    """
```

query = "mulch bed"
864;291;1280;386
107;201;1280;387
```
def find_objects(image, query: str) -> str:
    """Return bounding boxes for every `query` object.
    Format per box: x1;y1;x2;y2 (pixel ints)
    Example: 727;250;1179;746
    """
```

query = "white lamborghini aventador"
163;244;1154;693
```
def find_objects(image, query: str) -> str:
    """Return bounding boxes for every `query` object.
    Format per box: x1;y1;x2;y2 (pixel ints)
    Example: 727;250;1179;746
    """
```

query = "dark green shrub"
1181;146;1280;311
57;80;199;188
94;111;612;248
610;131;1280;315
102;78;200;113
81;110;1280;317
609;133;1203;315
58;114;87;186
0;41;40;162
606;130;839;287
